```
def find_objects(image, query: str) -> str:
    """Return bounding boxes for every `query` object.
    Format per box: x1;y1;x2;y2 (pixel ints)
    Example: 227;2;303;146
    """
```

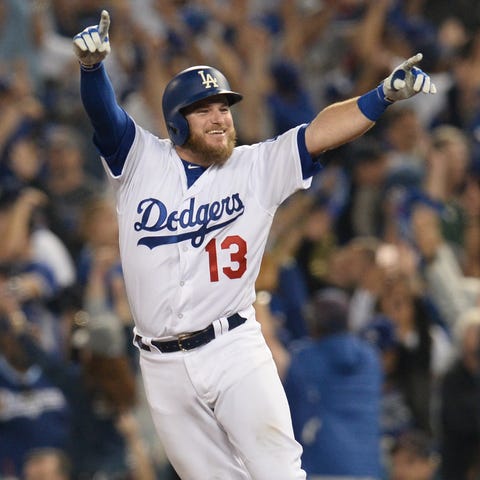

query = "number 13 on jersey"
204;235;247;282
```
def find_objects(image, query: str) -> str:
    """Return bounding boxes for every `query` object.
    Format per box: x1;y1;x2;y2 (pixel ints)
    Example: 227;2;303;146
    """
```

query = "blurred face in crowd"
0;311;31;373
379;275;415;334
8;138;43;184
80;198;119;249
433;127;470;192
23;450;69;480
180;95;237;167
326;247;353;289
443;137;469;187
343;241;378;288
47;143;83;173
410;204;443;260
353;155;388;187
461;322;480;373
303;206;333;241
386;108;423;152
390;448;439;480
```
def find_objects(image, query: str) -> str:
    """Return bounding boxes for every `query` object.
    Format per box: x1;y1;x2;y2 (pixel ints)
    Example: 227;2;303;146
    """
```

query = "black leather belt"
134;313;246;353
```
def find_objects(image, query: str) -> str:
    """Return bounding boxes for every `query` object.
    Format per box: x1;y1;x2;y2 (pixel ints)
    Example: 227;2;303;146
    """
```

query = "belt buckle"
177;332;194;352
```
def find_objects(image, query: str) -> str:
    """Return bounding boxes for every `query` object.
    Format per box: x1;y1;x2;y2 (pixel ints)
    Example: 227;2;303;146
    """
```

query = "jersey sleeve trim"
95;115;136;176
297;124;322;179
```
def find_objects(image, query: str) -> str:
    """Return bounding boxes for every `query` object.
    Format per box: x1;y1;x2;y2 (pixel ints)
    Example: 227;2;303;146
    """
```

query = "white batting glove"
382;53;437;102
73;10;111;67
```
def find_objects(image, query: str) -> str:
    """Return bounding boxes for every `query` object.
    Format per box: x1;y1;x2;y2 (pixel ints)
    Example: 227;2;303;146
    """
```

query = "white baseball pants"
138;320;306;480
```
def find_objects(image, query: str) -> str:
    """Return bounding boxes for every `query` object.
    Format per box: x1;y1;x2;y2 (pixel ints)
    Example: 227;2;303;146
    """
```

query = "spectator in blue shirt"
267;60;316;136
284;288;383;479
0;317;70;478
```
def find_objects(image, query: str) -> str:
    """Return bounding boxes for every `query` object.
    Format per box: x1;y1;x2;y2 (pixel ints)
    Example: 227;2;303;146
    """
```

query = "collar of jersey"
181;159;207;188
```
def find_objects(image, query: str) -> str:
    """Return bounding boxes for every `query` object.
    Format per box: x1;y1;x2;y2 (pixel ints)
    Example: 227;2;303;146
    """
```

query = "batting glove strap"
79;62;102;71
357;85;393;122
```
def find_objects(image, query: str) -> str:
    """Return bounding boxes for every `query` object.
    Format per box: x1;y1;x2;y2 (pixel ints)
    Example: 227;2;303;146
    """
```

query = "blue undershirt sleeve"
297;124;323;179
80;63;135;176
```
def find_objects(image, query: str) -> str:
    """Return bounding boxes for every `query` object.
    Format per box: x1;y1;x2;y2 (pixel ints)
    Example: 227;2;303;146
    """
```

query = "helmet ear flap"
167;123;178;136
166;112;189;146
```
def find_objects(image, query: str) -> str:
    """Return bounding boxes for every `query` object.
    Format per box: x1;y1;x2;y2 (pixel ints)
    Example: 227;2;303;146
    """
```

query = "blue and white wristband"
357;84;393;122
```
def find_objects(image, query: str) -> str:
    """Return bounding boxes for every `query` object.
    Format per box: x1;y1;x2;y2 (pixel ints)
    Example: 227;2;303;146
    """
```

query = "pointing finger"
98;10;110;40
403;52;423;70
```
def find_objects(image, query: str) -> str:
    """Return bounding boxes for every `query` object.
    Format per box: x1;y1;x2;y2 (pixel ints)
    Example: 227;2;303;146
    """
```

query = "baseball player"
73;10;436;480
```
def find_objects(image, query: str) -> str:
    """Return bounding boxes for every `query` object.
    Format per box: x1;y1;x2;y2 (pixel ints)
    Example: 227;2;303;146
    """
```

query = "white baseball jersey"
102;122;311;339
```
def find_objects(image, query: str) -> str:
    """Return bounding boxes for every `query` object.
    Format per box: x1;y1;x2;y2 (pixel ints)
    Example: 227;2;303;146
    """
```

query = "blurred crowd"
0;0;480;479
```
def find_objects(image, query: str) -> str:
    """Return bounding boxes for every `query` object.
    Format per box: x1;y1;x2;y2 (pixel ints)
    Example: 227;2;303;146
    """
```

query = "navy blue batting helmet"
162;65;243;146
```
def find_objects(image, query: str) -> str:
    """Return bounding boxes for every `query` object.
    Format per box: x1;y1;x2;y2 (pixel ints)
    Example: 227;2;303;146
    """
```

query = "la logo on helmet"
198;70;219;89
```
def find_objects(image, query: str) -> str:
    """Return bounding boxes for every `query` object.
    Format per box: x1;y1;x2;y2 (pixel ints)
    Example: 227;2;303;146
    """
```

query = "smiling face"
176;95;237;167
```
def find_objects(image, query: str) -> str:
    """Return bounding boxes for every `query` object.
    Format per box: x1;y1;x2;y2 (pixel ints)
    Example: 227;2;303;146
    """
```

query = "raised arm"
305;53;437;156
73;10;135;173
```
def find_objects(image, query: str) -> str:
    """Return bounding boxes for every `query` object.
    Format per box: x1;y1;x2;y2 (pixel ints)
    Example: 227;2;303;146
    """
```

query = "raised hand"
73;9;111;67
382;53;437;102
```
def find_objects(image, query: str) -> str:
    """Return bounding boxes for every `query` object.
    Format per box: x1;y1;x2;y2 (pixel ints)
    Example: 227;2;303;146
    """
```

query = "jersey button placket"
177;240;189;323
